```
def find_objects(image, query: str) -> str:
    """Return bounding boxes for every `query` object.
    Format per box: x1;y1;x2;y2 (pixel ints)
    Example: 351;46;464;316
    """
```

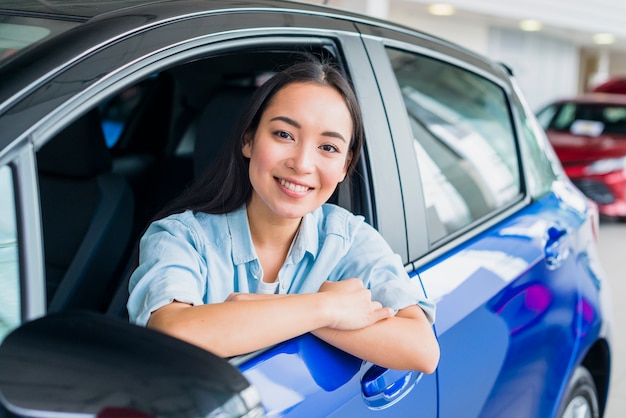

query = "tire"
558;366;600;418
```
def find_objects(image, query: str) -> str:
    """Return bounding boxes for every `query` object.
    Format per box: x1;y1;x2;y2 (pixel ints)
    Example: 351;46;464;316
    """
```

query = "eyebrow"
270;116;347;143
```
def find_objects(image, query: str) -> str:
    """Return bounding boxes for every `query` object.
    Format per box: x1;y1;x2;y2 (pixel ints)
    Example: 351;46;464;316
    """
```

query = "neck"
246;202;302;249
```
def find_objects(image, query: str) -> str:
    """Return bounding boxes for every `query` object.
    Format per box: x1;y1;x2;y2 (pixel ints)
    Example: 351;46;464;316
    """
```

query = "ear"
241;132;252;158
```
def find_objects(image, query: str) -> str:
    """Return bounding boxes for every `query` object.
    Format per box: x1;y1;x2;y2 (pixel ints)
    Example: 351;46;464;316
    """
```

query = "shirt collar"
226;205;320;266
226;205;257;265
288;209;319;264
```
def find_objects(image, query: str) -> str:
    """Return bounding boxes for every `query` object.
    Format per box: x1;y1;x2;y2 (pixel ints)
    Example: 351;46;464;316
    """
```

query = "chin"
272;202;318;220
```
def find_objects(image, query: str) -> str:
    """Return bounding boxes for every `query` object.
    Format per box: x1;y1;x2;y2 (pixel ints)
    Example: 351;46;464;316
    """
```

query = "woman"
127;57;439;373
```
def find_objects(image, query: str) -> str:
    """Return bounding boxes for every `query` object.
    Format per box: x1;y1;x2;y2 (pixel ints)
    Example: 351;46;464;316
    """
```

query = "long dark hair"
157;57;364;219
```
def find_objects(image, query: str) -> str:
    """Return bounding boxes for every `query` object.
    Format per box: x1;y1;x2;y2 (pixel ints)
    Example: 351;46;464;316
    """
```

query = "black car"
0;1;612;417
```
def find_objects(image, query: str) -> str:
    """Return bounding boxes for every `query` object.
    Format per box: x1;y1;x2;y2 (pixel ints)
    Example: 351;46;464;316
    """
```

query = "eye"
274;130;293;141
320;144;340;153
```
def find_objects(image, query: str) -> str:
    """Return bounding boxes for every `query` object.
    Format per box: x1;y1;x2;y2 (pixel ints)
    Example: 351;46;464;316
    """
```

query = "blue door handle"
545;225;569;269
361;365;422;409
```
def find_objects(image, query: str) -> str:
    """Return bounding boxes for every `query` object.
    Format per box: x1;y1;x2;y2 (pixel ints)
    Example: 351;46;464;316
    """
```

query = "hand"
318;279;394;330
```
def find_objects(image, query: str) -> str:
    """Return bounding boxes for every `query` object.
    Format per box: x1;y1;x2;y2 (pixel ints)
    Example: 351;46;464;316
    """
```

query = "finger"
225;292;239;302
372;307;394;322
318;280;335;292
370;301;383;311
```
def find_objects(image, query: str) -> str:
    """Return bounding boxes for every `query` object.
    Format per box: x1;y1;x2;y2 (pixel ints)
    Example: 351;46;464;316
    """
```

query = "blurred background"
302;0;626;111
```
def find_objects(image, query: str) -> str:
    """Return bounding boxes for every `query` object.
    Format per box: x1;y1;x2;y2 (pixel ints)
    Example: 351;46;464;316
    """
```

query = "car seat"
192;85;256;178
104;85;255;319
37;109;134;313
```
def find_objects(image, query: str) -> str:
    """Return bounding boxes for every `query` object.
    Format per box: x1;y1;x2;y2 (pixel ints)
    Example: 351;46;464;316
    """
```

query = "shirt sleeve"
341;220;436;324
127;212;207;326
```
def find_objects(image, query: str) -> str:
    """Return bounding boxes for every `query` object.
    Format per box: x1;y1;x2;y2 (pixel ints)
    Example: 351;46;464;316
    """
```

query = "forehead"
268;82;346;108
263;83;353;136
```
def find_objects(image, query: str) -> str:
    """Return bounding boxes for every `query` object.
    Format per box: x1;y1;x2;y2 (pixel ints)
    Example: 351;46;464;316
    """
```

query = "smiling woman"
126;57;440;373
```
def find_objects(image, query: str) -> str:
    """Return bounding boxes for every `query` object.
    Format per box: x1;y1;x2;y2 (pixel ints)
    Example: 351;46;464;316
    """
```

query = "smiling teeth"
279;179;309;193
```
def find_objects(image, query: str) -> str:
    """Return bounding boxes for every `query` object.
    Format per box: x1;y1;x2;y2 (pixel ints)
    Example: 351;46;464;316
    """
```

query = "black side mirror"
0;311;264;418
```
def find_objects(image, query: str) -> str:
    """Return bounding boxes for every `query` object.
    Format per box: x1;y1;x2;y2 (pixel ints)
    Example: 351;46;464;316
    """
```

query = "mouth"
277;178;311;193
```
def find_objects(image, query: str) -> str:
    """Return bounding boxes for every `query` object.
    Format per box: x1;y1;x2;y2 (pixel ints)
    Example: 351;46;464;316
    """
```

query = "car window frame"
0;163;20;342
508;76;564;198
0;139;46;326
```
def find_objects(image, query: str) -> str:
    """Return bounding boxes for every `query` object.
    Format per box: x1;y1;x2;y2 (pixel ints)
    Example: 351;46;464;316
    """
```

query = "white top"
257;279;280;294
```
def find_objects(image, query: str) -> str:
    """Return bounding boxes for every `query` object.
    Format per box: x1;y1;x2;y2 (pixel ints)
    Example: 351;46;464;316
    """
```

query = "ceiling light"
519;19;542;32
428;3;456;16
593;33;615;45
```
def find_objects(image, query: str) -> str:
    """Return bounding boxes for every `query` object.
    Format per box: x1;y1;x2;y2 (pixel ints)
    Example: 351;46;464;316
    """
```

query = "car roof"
0;1;383;107
0;0;367;22
0;0;464;59
0;0;158;20
0;0;478;54
0;0;505;129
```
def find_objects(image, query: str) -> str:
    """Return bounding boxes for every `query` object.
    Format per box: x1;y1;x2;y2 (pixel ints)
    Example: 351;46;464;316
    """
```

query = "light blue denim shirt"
127;203;435;326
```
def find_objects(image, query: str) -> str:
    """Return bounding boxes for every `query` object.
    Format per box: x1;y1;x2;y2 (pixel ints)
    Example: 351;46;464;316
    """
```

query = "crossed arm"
147;278;440;373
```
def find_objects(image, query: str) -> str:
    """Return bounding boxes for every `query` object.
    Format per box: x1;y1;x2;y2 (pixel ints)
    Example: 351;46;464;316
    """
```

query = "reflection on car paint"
421;249;530;304
436;306;509;417
494;283;553;335
240;334;362;417
552;180;592;217
577;298;596;339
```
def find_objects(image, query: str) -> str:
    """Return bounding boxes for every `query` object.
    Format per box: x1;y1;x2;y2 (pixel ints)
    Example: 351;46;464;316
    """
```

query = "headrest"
37;109;112;178
193;86;255;178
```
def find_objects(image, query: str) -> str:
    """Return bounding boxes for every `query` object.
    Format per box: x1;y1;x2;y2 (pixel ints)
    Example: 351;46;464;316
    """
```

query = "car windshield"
0;15;78;64
543;102;626;136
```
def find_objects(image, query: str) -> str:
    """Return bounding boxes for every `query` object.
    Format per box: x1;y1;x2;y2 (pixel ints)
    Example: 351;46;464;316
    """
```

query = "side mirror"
0;311;264;418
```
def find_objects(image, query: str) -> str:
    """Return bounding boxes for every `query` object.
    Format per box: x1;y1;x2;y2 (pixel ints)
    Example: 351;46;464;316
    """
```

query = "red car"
537;93;626;218
592;77;626;94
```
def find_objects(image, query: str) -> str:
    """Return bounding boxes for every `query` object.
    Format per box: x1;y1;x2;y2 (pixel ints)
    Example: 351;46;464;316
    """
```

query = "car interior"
35;46;372;318
36;108;134;313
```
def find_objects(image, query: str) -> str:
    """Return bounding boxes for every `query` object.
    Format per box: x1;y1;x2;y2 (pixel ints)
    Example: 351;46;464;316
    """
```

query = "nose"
286;143;315;173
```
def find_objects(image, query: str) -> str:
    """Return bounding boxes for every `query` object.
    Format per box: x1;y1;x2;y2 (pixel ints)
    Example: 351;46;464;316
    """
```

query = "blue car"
0;1;611;417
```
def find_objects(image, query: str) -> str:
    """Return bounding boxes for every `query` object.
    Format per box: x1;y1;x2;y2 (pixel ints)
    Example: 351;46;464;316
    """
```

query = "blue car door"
238;332;438;417
420;189;598;417
365;37;605;417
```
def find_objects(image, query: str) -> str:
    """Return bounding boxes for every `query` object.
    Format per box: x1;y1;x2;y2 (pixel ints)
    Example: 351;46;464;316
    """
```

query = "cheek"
247;146;276;177
322;159;349;184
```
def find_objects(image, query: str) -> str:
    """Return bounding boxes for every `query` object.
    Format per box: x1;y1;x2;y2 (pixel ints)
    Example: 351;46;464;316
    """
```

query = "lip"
276;177;312;197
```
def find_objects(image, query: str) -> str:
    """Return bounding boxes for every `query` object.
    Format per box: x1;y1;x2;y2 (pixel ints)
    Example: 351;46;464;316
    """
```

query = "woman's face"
242;82;353;222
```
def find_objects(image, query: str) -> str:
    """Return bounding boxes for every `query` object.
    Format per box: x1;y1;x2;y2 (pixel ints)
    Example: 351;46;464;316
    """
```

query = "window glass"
535;104;558;129
515;100;560;196
543;102;626;136
0;165;20;342
0;17;78;64
386;48;521;243
99;78;155;148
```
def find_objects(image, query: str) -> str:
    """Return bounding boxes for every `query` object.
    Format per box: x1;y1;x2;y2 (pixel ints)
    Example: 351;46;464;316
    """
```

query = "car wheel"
559;366;599;418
